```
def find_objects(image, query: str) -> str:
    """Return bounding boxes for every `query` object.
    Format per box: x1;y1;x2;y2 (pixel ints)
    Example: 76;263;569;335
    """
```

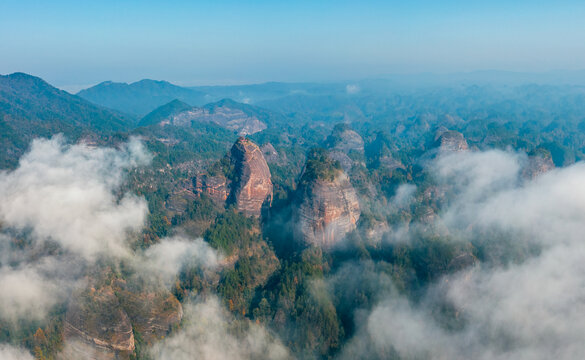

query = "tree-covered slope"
0;72;135;168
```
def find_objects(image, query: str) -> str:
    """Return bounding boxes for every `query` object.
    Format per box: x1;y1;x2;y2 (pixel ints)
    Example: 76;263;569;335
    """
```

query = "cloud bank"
340;149;585;360
0;136;150;322
150;296;291;360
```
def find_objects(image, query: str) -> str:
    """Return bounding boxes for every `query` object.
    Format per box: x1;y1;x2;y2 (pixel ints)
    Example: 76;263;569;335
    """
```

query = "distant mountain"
138;98;285;136
190;82;345;104
0;72;135;168
77;79;209;116
139;99;192;127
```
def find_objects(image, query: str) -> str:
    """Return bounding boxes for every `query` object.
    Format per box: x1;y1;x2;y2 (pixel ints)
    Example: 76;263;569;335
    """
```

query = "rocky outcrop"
115;286;183;345
261;143;281;164
365;131;405;170
166;100;267;135
296;171;360;248
166;189;198;214
229;137;273;217
61;274;184;360
62;286;135;360
434;130;469;152
328;151;354;172
522;153;555;180
326;124;365;172
326;125;365;154
194;174;228;204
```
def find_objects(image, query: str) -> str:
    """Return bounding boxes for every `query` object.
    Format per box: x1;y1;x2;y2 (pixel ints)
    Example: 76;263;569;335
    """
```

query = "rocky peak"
326;124;365;154
364;131;405;170
295;149;360;248
62;285;135;359
229;137;273;217
325;124;365;172
522;149;555;180
167;100;268;135
194;173;228;204
434;129;469;152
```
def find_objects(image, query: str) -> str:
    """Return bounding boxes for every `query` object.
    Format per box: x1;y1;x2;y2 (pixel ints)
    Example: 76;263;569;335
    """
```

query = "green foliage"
204;209;258;255
171;194;218;226
0;306;66;360
301;148;342;183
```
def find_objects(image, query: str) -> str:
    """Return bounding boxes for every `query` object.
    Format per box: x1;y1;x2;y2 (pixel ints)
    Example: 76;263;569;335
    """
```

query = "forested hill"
0;72;135;168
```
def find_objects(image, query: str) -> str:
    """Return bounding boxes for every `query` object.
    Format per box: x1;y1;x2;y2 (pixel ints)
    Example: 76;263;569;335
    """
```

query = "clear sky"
1;0;585;89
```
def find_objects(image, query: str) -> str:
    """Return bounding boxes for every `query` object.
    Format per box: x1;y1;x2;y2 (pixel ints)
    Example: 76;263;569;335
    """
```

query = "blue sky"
1;0;584;89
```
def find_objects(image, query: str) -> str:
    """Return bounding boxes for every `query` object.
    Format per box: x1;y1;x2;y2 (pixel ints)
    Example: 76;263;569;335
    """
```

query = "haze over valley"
2;1;585;359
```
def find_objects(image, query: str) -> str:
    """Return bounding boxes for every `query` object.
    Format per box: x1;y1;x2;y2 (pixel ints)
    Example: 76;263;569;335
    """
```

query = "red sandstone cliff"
296;170;360;248
229;137;273;217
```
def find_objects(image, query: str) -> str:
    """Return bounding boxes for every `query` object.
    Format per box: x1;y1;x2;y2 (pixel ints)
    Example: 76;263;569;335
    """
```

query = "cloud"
0;136;286;359
346;84;360;95
150;296;291;360
390;183;417;207
0;263;63;322
340;149;585;360
0;135;150;260
0;136;150;322
137;236;221;287
0;345;34;360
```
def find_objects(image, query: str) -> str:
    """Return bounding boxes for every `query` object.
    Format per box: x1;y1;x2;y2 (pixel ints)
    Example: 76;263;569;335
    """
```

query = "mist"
336;149;585;360
0;135;290;360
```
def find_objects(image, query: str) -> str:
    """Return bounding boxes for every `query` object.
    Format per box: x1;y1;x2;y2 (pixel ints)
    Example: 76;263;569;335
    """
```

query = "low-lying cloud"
340;149;585;360
0;136;150;322
0;135;150;260
150;296;291;360
138;236;221;287
0;345;34;360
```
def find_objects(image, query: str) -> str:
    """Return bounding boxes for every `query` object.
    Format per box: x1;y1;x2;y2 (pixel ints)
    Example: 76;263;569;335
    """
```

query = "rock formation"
62;286;135;360
229;137;273;217
522;152;555;180
434;129;469;152
326;124;365;154
194;174;228;204
164;100;267;135
365;131;405;170
261;142;281;164
295;151;360;248
114;286;183;345
61;278;183;360
326;124;365;172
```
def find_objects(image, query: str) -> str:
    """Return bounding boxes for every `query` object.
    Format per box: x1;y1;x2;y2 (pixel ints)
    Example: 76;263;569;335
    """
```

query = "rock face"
434;130;469;152
327;125;365;154
164;100;267;135
115;287;183;345
62;286;135;360
328;151;354;172
296;171;360;248
522;154;555;180
194;174;228;204
61;278;183;360
261;142;281;164
229;137;273;217
365;131;405;170
326;125;365;172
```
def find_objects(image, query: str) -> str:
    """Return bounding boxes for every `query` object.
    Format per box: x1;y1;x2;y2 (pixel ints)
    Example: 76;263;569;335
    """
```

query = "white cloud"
0;345;34;360
0;135;150;260
341;149;585;360
138;236;221;287
346;84;360;94
150;296;291;360
0;136;150;322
